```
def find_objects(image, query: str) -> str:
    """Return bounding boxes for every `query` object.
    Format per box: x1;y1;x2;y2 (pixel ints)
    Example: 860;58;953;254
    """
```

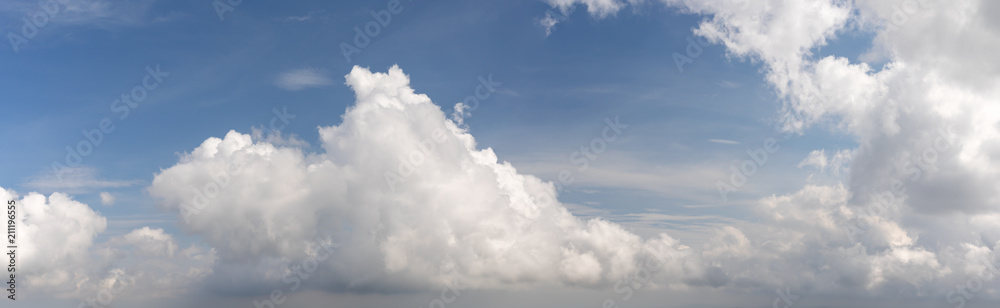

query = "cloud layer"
10;0;1000;304
1;187;214;301
149;66;703;292
144;61;1000;301
539;0;1000;300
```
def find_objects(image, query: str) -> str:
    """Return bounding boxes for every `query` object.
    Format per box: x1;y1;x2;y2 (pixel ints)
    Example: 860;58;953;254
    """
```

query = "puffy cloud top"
144;58;1000;299
149;66;696;292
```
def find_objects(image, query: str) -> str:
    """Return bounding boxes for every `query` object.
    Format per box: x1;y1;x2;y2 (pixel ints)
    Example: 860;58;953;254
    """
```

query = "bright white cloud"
150;66;711;292
114;227;179;258
145;63;1000;301
13;0;1000;303
547;0;624;18
532;0;1000;299
0;186;213;300
798;149;829;170
12;189;107;294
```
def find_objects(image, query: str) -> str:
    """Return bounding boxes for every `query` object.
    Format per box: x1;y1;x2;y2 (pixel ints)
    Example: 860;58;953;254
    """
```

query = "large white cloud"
149;66;703;292
0;186;214;301
6;0;999;305
145;60;1000;301
9;189;107;294
8;0;985;301
538;0;1000;300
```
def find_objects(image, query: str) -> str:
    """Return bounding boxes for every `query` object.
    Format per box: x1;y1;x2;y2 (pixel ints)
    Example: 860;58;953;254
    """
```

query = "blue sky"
2;0;858;235
4;0;1000;307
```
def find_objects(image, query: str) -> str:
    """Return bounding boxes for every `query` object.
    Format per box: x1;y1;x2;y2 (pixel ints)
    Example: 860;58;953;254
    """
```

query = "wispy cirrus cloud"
707;139;740;145
278;10;324;22
0;0;160;28
274;68;334;91
24;166;141;193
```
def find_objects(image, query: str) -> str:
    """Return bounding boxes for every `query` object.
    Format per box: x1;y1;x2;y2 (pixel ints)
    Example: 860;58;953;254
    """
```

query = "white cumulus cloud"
149;65;706;292
0;186;214;300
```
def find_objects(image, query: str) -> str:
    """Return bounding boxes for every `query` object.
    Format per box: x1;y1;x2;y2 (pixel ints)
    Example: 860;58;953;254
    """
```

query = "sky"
1;0;999;307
